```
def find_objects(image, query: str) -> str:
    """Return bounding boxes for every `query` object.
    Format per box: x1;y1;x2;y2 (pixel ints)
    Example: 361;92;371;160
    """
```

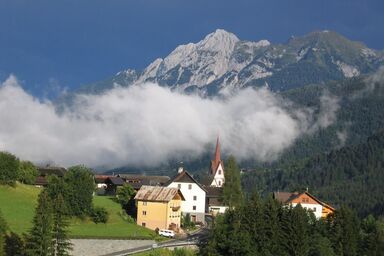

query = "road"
100;228;210;256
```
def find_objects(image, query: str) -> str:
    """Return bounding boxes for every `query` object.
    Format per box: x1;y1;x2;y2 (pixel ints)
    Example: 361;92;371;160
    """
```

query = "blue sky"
0;0;383;97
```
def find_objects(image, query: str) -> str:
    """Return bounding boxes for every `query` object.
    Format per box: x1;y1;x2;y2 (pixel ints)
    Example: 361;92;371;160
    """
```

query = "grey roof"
134;185;185;202
205;186;223;198
117;174;170;189
106;177;125;186
165;171;207;192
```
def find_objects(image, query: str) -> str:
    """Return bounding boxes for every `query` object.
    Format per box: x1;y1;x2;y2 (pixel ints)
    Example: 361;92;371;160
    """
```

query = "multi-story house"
166;169;206;223
134;185;185;231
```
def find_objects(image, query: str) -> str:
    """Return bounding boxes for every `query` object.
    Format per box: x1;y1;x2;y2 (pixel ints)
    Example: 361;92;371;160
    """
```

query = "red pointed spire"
210;136;222;175
214;136;221;163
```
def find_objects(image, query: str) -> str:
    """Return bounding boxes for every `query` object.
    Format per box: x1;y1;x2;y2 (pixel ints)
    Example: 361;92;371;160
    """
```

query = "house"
166;168;206;223
117;174;170;191
209;137;225;187
273;191;335;219
94;175;112;188
35;166;67;186
134;185;185;231
104;176;125;195
205;186;228;215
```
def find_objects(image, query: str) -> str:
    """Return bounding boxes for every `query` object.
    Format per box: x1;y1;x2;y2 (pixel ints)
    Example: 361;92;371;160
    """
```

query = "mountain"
79;29;384;95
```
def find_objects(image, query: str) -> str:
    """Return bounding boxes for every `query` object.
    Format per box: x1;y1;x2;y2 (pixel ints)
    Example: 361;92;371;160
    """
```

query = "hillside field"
0;183;154;239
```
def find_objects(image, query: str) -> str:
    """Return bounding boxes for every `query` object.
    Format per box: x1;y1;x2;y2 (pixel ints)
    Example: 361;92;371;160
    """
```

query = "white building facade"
167;170;206;223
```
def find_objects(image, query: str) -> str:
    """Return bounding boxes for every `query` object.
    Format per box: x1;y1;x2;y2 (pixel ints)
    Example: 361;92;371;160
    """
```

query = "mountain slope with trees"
242;129;384;217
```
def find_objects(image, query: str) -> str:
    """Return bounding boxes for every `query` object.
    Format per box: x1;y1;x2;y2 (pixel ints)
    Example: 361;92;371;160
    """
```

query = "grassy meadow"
0;183;155;239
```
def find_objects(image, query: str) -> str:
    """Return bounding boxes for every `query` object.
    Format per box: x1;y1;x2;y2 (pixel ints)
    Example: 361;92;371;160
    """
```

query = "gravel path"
71;239;155;256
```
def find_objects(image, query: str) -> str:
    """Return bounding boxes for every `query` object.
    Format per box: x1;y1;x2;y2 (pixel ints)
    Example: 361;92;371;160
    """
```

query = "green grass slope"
0;183;154;239
0;183;40;234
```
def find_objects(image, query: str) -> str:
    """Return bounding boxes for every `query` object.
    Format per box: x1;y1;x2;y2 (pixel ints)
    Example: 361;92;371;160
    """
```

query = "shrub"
0;151;19;186
119;210;135;223
90;207;109;224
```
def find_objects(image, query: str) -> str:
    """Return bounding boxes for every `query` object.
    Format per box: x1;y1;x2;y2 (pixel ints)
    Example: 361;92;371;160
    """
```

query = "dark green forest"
242;129;384;218
200;195;384;256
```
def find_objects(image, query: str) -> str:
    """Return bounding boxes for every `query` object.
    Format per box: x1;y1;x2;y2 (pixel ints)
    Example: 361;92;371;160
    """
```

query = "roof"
205;186;223;198
273;191;335;210
94;175;112;183
165;170;207;192
134;186;185;202
117;174;170;190
106;177;125;186
37;166;67;177
273;192;298;203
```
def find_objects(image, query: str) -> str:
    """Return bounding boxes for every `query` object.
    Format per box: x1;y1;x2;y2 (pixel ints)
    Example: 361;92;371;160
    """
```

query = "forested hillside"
275;75;384;166
242;129;384;217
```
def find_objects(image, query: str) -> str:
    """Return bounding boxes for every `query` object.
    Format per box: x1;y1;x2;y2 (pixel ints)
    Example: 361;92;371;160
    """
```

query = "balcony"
171;205;180;211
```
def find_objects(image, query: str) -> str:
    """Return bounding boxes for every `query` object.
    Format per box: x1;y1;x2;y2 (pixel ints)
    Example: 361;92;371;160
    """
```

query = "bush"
0;151;19;186
119;210;135;223
90;207;109;224
18;161;38;184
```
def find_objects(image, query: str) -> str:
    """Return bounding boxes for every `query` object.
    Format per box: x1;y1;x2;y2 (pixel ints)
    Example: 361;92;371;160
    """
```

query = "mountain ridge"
77;29;384;96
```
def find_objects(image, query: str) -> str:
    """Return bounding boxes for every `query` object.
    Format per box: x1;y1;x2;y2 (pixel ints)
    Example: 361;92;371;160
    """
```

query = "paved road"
100;228;210;256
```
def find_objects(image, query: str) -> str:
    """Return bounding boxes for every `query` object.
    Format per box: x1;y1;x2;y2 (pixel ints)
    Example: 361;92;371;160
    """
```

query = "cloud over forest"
0;75;338;168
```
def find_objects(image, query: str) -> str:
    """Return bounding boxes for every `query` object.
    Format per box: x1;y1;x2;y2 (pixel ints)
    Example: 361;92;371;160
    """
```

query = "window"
193;205;196;210
143;201;147;206
142;211;147;216
218;180;221;186
178;184;181;189
313;207;316;212
218;170;221;175
193;195;197;201
142;222;146;227
188;184;192;190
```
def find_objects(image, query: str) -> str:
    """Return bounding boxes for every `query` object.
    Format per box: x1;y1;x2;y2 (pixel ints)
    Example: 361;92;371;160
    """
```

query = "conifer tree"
222;156;243;208
27;190;54;256
0;209;8;256
281;204;310;256
263;196;285;256
52;194;72;256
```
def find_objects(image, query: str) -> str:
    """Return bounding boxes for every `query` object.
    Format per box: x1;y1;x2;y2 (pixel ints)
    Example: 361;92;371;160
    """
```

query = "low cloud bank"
0;75;338;168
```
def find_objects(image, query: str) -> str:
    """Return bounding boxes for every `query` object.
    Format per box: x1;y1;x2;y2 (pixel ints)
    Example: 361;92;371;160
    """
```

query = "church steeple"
214;136;221;164
210;136;225;187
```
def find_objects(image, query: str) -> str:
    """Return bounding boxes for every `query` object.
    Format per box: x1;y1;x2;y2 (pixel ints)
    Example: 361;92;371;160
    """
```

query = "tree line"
200;194;384;256
0;151;38;186
203;156;384;256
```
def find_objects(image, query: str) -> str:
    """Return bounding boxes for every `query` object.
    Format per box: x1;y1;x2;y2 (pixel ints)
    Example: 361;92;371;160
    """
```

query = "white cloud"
0;75;338;169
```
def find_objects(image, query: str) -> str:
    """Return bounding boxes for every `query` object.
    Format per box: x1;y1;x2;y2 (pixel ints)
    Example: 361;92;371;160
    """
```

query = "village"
34;137;335;236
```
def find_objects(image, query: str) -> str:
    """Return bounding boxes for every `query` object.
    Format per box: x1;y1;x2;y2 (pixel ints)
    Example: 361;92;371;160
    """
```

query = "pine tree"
27;190;54;256
281;204;310;256
52;194;72;256
222;156;243;208
0;209;8;256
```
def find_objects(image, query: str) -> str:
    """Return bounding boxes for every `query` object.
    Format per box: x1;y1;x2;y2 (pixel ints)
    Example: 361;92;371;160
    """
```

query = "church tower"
209;137;225;187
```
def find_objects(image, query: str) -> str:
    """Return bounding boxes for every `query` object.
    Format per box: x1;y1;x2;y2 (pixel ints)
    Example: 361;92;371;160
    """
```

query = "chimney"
178;162;184;173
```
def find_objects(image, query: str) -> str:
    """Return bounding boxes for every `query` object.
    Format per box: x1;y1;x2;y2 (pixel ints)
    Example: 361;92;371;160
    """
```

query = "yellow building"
134;185;185;231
